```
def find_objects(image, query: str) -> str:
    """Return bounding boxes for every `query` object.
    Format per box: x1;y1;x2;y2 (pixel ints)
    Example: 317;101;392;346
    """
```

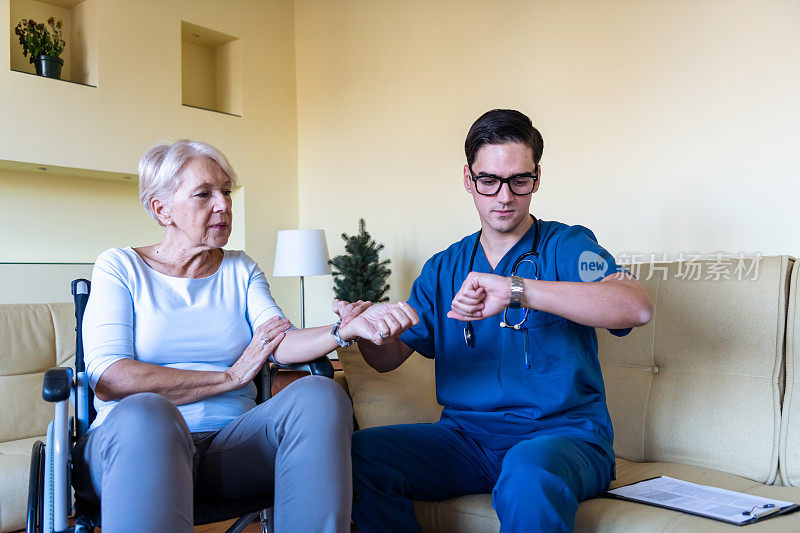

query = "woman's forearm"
274;301;420;367
272;325;342;364
95;358;235;405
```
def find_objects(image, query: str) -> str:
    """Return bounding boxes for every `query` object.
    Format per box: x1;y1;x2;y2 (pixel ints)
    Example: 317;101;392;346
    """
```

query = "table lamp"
273;229;331;328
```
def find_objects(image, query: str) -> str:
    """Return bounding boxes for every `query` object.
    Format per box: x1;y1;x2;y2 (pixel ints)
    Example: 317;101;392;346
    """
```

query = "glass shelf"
10;67;96;87
181;103;241;118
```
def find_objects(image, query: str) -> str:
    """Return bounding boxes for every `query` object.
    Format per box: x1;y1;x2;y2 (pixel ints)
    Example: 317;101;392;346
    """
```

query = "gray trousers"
73;376;353;533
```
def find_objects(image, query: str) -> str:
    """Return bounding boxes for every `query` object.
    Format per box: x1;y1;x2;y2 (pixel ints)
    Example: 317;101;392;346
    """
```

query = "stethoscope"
463;215;540;367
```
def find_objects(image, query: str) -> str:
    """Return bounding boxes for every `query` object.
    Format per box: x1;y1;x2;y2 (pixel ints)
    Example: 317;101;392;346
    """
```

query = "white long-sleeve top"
82;247;287;432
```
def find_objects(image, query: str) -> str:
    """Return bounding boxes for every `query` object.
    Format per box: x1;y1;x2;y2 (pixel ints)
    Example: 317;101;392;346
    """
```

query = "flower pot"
34;55;63;79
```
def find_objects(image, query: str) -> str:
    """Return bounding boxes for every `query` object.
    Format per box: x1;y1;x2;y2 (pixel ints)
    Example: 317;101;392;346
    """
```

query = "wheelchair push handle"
71;279;91;373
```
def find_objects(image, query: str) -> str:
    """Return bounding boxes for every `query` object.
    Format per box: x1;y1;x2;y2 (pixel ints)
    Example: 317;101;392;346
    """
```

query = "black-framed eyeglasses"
468;167;538;196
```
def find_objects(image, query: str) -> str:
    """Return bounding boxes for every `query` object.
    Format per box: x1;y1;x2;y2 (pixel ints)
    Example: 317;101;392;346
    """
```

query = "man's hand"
447;272;510;321
332;299;373;327
340;301;419;345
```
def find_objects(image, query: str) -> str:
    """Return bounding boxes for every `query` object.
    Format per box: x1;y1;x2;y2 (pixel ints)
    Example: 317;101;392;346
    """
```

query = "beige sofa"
0;303;74;533
336;255;800;531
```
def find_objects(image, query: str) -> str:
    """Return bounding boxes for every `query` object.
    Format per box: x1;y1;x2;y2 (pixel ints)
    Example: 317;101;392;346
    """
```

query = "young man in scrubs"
343;109;653;532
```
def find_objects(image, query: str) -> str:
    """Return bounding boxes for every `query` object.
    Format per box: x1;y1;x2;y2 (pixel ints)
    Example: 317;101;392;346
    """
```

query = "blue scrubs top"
399;218;631;458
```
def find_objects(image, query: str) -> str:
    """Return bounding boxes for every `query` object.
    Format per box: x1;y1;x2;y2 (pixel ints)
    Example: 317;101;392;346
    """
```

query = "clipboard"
604;476;800;526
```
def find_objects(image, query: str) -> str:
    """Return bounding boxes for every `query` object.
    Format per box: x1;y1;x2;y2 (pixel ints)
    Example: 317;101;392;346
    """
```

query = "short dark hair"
464;109;544;167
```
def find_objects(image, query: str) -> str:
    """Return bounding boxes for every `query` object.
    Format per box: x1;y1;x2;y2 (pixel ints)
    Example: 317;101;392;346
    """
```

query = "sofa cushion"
0;436;44;533
781;259;800;487
0;303;75;444
338;346;442;429
0;372;55;444
411;459;800;533
414;495;499;533
575;458;800;531
598;256;791;484
0;303;75;375
0;302;75;533
0;304;56;375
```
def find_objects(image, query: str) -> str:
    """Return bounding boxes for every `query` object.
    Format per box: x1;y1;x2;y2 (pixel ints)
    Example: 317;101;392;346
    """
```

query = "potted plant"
14;17;66;79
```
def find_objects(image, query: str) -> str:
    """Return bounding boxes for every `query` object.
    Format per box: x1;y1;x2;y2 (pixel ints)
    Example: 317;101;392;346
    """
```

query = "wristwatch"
509;275;524;309
331;320;356;348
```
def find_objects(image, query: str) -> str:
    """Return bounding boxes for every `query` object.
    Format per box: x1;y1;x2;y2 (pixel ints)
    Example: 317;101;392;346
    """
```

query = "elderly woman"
74;140;418;533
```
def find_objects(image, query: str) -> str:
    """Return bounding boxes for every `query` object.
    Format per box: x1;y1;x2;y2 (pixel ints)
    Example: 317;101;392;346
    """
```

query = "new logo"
578;251;608;282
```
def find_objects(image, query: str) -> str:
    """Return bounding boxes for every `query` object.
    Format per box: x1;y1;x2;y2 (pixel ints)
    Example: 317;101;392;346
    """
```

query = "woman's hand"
447;272;510;321
340;301;419;345
225;317;291;389
332;299;373;326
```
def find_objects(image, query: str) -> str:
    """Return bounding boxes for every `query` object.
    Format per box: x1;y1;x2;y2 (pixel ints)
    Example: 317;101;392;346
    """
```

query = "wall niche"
181;21;242;116
9;0;97;87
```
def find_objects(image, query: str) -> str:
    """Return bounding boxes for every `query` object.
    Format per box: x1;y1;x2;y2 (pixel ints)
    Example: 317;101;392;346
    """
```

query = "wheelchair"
27;279;335;533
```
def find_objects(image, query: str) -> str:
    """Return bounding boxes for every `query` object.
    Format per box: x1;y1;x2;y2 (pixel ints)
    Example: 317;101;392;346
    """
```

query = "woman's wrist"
222;368;243;391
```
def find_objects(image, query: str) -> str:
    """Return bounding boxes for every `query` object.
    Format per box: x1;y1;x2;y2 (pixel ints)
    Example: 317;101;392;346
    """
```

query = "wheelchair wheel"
27;441;45;533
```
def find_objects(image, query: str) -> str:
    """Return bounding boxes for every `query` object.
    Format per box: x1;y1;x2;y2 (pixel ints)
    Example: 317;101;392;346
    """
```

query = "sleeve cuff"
87;356;128;389
251;306;289;329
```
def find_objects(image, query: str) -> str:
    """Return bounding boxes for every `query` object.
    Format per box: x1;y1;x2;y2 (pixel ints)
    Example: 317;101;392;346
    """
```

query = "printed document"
607;476;796;524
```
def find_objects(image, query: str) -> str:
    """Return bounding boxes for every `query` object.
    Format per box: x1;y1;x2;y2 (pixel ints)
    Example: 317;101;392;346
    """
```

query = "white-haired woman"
73;140;418;532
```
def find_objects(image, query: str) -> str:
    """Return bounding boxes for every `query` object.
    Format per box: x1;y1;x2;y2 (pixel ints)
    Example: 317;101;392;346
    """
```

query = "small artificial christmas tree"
329;218;391;303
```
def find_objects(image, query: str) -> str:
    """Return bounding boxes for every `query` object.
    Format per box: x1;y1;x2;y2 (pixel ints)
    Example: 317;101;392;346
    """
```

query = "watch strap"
509;275;524;309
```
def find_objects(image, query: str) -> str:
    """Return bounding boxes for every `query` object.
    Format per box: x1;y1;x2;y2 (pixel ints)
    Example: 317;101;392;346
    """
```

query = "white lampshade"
273;229;331;277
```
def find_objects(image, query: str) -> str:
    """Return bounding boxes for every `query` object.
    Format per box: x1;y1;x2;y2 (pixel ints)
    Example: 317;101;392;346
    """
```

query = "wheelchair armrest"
42;367;73;402
270;356;334;379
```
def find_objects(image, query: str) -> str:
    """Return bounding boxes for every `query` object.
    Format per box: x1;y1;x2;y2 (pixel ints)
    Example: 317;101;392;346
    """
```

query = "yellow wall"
214;39;242;115
182;40;216;111
1;0;301;319
69;0;96;86
0;168;245;262
0;169;161;261
294;0;800;326
4;0;800;329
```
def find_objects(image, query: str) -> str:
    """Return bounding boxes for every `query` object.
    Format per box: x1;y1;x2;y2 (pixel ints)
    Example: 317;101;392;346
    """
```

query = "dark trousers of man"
352;421;613;533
